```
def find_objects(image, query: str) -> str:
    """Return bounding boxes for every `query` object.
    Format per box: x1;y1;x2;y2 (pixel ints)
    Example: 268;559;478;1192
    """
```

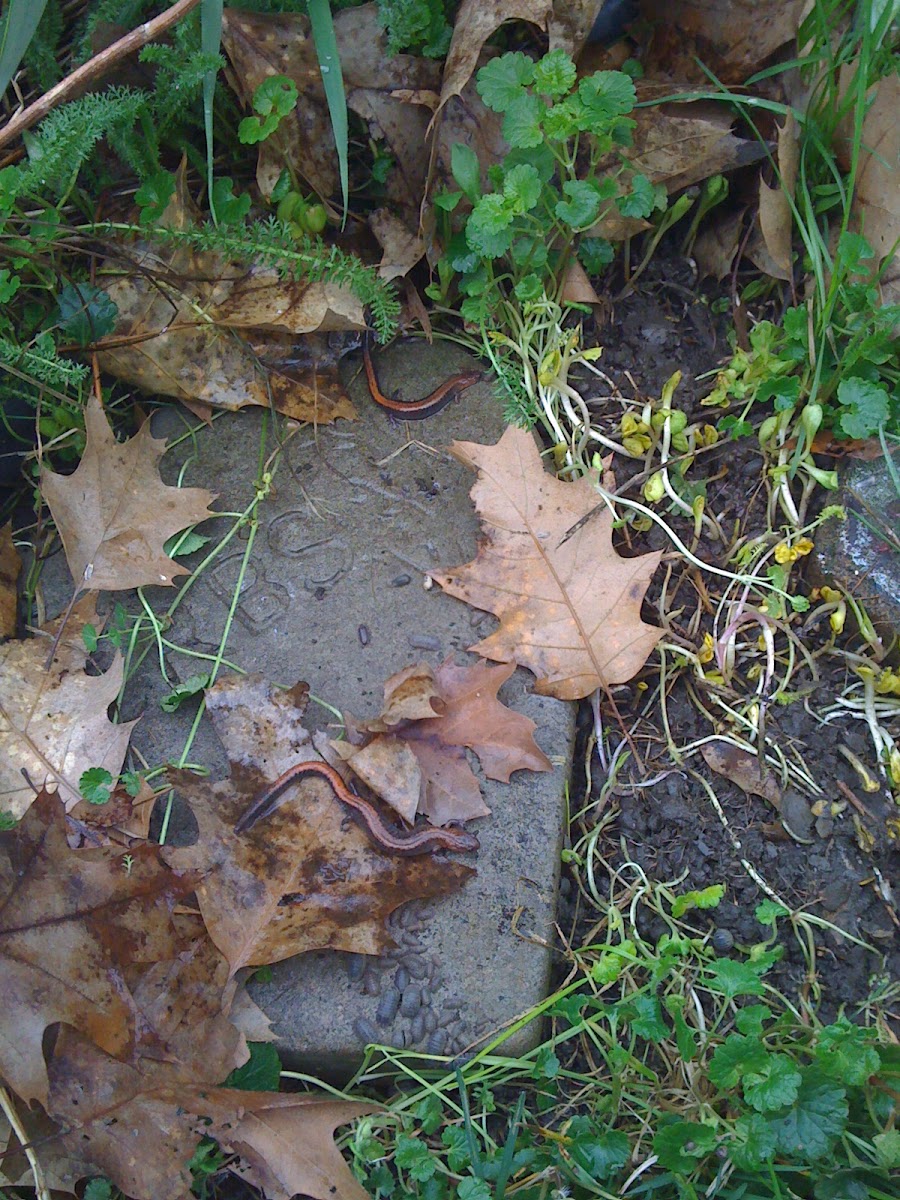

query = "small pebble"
391;573;412;587
354;1018;380;1044
711;928;734;954
394;965;410;991
410;1013;426;1043
407;633;442;652
425;1029;448;1055
357;624;371;647
376;985;401;1025
346;954;366;982
400;986;422;1018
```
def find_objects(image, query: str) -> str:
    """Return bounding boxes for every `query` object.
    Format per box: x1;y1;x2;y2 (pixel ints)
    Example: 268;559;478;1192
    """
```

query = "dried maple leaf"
0;595;136;816
41;395;215;593
47;1028;375;1200
433;427;663;700
0;790;200;1106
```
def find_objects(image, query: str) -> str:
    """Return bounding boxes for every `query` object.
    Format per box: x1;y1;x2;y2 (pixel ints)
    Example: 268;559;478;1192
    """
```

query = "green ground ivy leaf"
814;1020;882;1086
555;179;601;229
532;48;577;97
653;1121;718;1173
671;884;725;919
504;143;556;183
768;1068;848;1161
708;1034;769;1090
567;1119;630;1181
836;377;889;438
135;170;176;224
514;273;543;302
80;767;114;805
579;237;614;274
441;1127;469;1173
396;1134;437;1181
728;1113;777;1172
704;958;767;998
873;1129;900;1168
225;1041;281;1091
160;674;210;713
619;173;662;219
577;70;636;122
476;51;535;112
622;994;667;1042
452;142;482;203
734;1005;774;1037
466;194;514;258
457;1179;490;1200
511;236;548;270
503;93;545;149
744;1053;802;1113
56;282;118;347
503;163;541;213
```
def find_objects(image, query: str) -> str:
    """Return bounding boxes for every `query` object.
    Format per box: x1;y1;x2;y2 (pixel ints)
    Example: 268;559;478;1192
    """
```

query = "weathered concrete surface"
814;445;900;639
43;339;575;1075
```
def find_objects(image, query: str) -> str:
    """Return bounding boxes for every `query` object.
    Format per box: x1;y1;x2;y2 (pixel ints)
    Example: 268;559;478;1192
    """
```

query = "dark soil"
561;253;899;1018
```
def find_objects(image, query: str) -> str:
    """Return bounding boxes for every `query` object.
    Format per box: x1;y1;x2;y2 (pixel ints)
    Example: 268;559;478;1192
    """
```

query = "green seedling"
238;75;298;145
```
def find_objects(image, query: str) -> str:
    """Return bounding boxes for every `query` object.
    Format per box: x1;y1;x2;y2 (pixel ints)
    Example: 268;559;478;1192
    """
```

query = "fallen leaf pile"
0;792;375;1200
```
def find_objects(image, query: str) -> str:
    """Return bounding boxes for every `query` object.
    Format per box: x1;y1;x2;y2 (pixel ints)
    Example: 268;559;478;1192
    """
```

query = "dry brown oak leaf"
433;426;663;701
41;393;216;593
0;594;136;816
0;790;201;1107
46;1027;374;1200
338;658;551;825
163;766;474;973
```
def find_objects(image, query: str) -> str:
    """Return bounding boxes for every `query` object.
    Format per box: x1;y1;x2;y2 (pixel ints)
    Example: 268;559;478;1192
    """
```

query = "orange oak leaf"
0;790;200;1106
433;426;663;700
0;595;136;816
40;394;216;592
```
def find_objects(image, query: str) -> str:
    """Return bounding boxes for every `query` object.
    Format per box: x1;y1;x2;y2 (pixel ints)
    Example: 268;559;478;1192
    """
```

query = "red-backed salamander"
234;760;480;857
362;333;482;420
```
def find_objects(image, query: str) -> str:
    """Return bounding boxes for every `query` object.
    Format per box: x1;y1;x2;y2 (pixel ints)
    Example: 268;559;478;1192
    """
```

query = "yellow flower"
773;537;814;564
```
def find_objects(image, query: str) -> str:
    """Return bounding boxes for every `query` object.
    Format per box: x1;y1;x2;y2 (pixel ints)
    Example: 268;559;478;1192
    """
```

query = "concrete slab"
42;339;575;1075
814;444;900;639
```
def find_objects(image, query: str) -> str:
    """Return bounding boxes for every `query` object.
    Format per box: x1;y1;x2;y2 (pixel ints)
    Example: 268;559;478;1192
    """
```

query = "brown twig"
0;0;204;152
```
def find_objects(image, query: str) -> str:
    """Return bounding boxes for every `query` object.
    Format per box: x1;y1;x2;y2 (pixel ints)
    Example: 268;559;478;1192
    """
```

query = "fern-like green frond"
17;87;146;200
0;332;90;388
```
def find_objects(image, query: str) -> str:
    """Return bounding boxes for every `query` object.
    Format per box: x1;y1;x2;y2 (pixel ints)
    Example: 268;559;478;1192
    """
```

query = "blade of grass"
201;0;224;223
0;0;49;98
455;1068;485;1181
494;1091;526;1200
307;0;348;226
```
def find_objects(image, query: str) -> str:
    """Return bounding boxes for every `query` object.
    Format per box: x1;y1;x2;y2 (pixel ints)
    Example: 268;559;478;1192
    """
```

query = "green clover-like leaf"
476;52;535;112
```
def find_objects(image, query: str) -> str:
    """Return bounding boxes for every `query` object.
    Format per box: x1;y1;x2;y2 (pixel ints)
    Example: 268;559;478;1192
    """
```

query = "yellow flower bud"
643;472;666;503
